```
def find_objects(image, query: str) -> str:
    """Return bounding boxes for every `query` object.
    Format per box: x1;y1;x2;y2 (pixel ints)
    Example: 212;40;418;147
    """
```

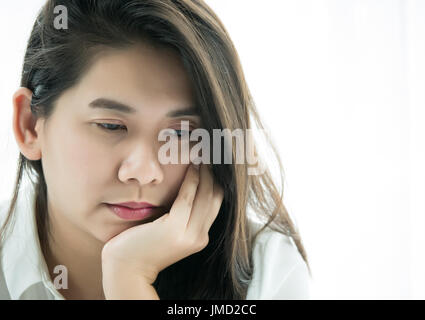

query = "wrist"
102;261;160;300
102;258;159;284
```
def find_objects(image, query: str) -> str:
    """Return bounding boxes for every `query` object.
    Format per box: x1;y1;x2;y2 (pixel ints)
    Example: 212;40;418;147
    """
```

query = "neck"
41;209;106;300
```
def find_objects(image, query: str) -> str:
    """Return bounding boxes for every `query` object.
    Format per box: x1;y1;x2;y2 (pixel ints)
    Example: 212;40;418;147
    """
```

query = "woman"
0;0;311;299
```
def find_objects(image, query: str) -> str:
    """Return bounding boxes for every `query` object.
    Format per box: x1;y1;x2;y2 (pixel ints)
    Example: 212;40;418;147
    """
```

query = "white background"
0;0;424;299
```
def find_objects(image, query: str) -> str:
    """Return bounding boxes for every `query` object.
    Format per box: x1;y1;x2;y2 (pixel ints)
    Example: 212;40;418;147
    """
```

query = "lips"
110;202;157;209
106;203;159;221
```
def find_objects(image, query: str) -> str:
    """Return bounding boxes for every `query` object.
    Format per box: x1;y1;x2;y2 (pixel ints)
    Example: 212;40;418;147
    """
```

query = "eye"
95;123;127;132
172;129;193;138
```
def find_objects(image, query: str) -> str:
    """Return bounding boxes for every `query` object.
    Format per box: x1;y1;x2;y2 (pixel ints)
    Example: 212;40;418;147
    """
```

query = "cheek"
58;129;108;189
40;123;108;219
162;164;190;207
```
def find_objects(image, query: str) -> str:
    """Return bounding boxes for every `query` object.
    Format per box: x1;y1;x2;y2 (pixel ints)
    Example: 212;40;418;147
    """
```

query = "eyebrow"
88;98;200;118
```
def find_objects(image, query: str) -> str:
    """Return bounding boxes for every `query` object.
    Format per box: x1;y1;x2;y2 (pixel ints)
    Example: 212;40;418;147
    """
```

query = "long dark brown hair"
0;0;311;299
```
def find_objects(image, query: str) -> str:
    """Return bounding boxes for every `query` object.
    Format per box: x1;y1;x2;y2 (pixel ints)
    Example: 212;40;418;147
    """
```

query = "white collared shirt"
0;184;311;300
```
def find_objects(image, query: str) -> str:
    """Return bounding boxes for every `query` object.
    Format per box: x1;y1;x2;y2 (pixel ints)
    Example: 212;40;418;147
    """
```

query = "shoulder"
246;218;311;299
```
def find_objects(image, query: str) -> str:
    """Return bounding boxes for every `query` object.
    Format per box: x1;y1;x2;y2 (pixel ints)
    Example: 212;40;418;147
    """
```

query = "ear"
12;87;44;161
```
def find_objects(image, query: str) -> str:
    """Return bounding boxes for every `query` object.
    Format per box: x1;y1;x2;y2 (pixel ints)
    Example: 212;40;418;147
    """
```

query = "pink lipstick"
106;202;159;220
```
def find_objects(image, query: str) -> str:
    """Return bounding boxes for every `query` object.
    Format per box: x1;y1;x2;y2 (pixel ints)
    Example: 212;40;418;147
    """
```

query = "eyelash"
96;123;127;132
95;123;193;137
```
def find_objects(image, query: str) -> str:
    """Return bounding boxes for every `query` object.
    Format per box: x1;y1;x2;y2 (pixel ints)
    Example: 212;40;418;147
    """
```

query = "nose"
118;141;164;186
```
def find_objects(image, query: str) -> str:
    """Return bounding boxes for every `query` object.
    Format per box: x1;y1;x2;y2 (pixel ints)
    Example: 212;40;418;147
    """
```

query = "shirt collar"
1;183;64;299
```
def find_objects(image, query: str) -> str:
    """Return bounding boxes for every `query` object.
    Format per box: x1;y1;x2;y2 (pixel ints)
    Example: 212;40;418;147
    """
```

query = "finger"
186;163;214;235
168;164;200;230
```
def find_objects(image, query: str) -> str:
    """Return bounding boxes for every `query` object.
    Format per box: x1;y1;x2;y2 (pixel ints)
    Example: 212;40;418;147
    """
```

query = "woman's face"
35;43;201;243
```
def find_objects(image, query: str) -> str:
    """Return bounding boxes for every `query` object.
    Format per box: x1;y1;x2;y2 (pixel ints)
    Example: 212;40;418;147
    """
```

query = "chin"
98;231;119;244
94;224;128;244
98;217;158;243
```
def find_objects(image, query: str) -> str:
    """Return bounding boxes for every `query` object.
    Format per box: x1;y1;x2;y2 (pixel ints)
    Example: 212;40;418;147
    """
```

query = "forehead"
68;43;195;113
